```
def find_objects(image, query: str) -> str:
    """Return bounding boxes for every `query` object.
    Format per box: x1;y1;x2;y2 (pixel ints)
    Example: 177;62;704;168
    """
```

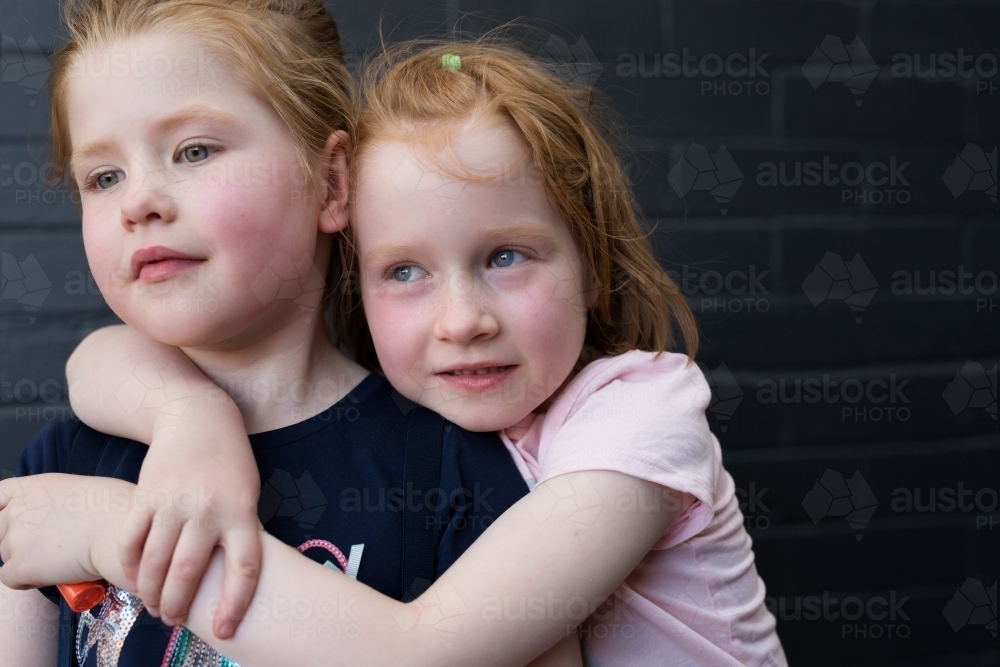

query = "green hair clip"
441;53;462;70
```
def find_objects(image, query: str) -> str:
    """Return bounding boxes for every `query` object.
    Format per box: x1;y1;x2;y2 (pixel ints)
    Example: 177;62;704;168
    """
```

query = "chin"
437;403;527;434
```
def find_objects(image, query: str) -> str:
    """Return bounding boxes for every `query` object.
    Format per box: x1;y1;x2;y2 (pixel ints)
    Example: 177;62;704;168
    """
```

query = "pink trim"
297;539;348;572
160;625;184;667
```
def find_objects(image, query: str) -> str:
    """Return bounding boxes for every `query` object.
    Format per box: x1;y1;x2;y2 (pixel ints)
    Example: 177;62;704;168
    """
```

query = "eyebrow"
362;223;560;267
69;105;242;175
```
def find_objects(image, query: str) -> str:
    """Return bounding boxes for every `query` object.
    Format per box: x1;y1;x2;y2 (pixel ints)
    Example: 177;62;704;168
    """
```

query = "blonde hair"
47;0;356;337
49;0;355;188
335;35;698;371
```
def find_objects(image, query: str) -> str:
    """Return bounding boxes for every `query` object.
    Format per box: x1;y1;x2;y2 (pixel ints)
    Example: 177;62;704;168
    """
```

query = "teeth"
449;366;505;376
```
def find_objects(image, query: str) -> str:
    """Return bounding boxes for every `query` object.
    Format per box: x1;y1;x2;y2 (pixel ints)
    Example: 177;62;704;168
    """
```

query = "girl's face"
355;117;591;432
68;32;328;349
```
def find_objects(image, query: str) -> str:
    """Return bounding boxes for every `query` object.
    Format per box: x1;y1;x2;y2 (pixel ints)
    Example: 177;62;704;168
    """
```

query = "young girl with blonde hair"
0;6;786;666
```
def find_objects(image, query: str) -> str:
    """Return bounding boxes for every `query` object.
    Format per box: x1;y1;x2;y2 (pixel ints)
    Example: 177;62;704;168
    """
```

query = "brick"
704;358;999;450
0;229;111;318
0;70;52;140
726;448;999;530
0;324;88;399
739;145;988;216
0;0;63;52
696;297;1000;369
672;1;856;66
771;581;995;665
605;73;772;138
628;142;766;218
784;75;968;141
871;3;1000;58
325;0;452;51
972;225;999;278
971;90;999;139
0;140;78;225
458;0;660;56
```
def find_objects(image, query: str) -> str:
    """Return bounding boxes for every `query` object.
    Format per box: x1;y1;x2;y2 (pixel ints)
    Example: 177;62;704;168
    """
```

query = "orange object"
57;581;107;612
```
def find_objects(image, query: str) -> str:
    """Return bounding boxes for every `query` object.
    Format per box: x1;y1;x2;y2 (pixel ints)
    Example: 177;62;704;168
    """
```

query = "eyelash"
382;247;532;281
82;142;220;191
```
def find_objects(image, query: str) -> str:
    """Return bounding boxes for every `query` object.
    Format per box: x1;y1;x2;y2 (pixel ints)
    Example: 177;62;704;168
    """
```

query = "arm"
0;583;58;667
184;470;678;667
67;325;262;636
1;470;680;667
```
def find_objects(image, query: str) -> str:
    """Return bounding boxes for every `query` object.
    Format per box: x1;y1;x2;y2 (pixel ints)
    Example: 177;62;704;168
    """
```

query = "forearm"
0;583;58;667
67;325;238;443
166;471;676;667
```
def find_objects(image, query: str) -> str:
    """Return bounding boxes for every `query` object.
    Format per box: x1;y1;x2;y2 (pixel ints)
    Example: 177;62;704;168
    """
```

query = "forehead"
360;114;534;185
354;117;572;250
65;31;267;151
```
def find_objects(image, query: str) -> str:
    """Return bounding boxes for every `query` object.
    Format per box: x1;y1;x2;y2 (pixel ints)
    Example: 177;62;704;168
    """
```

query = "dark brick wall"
1;1;996;664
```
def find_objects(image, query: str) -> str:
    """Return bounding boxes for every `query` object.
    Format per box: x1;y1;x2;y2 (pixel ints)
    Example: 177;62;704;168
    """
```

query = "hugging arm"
67;325;262;637
65;325;688;665
176;469;671;667
0;469;665;667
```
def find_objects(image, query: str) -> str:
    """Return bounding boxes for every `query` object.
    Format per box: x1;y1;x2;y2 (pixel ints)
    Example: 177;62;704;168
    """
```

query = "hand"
0;474;130;590
118;402;262;639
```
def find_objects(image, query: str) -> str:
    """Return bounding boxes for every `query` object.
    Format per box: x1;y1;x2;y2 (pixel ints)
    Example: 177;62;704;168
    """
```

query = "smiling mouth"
444;366;512;376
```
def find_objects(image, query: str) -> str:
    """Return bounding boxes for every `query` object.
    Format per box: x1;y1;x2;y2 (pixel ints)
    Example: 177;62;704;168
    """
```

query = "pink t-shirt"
499;351;787;667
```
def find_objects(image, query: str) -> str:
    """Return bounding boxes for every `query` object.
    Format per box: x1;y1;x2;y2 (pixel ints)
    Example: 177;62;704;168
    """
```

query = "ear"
318;130;351;234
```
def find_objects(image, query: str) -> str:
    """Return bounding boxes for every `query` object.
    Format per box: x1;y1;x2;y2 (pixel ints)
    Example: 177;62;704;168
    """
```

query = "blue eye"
181;145;214;163
90;171;124;190
490;249;526;268
392;265;427;282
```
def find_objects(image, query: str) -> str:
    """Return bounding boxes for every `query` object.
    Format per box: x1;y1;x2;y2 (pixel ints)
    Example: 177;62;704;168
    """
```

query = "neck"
180;309;368;434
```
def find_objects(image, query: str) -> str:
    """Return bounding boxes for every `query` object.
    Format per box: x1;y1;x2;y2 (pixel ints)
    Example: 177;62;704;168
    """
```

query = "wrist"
150;383;243;440
87;483;135;589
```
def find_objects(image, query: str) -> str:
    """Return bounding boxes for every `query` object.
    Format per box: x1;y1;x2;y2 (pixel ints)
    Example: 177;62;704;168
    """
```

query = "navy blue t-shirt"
12;373;528;666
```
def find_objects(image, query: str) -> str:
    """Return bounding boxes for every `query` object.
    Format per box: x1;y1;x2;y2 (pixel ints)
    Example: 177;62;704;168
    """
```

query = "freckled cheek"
502;275;587;370
365;294;432;386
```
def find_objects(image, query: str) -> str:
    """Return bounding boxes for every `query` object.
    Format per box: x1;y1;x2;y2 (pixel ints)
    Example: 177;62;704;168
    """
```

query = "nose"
432;277;500;345
119;162;178;230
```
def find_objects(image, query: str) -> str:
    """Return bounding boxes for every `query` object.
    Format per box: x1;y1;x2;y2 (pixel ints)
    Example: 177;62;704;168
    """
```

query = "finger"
159;521;218;625
118;506;154;589
0;478;14;510
0;562;26;590
135;513;184;616
213;525;263;639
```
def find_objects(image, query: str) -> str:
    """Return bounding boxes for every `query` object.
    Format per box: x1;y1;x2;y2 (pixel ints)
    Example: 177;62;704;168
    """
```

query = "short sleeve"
532;351;718;550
